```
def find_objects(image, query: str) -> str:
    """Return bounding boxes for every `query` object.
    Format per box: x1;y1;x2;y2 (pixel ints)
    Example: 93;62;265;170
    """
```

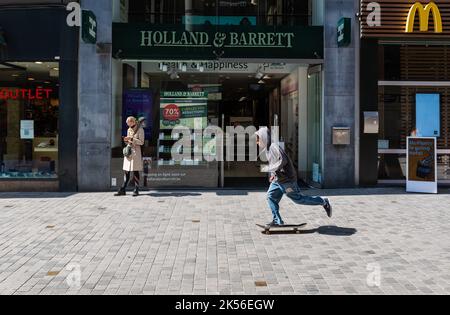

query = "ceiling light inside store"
35;61;43;65
52;67;59;71
11;74;19;77
28;78;35;81
263;75;271;80
258;80;265;84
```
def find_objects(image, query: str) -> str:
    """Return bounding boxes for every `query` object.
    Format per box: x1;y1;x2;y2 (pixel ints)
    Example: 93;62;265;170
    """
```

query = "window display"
111;59;313;188
0;62;59;179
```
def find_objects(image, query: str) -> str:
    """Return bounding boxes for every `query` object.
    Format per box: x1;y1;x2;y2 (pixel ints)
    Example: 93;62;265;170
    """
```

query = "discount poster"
122;89;153;138
160;91;208;130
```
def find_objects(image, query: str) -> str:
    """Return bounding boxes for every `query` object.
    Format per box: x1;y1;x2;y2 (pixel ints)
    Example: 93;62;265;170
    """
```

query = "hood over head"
255;127;271;149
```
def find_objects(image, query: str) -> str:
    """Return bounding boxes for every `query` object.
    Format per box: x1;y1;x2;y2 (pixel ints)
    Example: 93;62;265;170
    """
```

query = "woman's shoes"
114;189;140;197
114;189;126;196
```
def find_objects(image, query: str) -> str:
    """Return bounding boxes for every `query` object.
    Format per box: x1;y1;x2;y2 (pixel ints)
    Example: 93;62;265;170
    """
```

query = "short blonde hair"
126;116;136;124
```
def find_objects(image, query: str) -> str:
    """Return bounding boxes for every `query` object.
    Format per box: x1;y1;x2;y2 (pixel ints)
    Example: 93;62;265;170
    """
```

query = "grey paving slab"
0;188;449;295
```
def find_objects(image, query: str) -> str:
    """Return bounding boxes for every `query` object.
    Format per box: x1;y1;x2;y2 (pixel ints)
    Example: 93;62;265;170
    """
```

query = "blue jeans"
267;181;325;225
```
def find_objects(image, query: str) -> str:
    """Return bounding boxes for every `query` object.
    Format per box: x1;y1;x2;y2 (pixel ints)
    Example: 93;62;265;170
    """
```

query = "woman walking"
115;116;145;197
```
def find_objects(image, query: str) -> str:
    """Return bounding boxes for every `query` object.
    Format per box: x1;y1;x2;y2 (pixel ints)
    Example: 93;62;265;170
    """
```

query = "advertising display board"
160;91;208;130
407;137;438;194
122;89;153;138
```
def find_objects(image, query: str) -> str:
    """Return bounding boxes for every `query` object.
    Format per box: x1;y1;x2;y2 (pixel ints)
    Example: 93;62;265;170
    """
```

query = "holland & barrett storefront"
111;1;326;189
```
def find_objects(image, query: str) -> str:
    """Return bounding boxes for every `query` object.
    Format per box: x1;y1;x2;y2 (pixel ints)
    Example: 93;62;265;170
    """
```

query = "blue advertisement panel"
122;89;153;138
416;93;440;137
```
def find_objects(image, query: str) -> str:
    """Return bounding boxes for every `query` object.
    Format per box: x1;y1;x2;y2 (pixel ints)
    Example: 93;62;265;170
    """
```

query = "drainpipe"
355;0;361;187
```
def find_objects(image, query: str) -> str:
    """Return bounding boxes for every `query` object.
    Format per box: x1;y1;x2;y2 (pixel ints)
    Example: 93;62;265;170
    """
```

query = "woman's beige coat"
123;127;145;172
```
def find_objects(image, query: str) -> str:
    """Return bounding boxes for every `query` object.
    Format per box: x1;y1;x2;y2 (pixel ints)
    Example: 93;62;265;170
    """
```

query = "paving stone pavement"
0;188;450;295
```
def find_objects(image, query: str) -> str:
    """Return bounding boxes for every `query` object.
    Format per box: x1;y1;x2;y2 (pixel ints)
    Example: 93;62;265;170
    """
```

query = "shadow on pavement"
216;191;249;196
146;193;203;198
260;226;357;236
308;187;450;197
0;193;76;199
316;226;357;236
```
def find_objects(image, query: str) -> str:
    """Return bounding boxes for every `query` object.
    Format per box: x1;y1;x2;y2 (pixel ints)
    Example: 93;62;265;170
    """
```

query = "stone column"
322;0;357;188
78;0;113;191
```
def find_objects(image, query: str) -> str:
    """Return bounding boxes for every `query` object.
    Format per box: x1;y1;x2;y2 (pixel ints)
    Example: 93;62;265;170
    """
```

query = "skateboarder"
255;127;332;227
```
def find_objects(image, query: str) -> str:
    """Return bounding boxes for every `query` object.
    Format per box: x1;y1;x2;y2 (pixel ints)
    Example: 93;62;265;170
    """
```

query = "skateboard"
256;223;307;235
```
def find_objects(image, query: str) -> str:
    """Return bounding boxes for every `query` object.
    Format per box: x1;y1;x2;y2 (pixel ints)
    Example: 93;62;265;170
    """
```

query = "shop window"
378;43;450;181
111;60;311;188
306;69;323;185
378;87;449;150
0;62;59;179
380;45;450;82
378;86;450;181
128;0;310;26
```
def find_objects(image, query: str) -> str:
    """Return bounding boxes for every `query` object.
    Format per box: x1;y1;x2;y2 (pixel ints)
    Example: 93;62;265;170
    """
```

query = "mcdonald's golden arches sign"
360;0;450;38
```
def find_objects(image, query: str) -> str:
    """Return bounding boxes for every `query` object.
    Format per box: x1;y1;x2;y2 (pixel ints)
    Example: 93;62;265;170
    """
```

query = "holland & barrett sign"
140;30;295;49
113;24;323;60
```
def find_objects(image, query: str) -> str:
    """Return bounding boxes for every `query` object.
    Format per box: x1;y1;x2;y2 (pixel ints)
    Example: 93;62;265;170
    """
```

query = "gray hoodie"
255;127;297;184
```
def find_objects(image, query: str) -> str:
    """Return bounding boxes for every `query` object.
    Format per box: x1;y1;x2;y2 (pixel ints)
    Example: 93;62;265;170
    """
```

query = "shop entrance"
216;70;284;188
111;60;318;189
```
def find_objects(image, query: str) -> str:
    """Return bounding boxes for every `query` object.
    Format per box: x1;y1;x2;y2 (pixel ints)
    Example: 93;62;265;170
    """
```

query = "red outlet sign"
0;88;53;100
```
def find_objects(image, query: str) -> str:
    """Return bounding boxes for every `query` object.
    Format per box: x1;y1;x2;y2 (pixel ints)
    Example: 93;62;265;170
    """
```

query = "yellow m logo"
406;2;443;33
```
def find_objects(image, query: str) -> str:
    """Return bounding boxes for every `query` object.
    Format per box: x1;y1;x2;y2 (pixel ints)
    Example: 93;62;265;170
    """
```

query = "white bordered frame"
406;137;438;194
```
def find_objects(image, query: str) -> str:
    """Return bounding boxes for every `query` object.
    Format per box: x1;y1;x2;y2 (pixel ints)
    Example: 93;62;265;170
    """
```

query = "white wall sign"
20;120;34;139
142;61;297;75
